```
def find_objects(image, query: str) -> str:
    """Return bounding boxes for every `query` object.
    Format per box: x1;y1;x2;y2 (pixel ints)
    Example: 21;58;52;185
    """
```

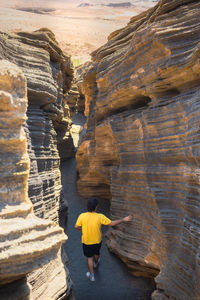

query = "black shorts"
82;242;102;257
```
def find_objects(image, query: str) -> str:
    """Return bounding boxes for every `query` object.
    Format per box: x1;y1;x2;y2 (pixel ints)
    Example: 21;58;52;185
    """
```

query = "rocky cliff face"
0;29;75;299
0;60;67;299
76;0;200;299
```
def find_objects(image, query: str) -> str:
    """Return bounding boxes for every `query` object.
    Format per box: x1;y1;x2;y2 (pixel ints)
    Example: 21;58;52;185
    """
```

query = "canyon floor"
61;157;155;300
0;0;156;63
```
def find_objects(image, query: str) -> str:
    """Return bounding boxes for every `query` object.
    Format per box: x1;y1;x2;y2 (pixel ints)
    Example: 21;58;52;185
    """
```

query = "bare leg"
87;257;94;274
94;254;99;263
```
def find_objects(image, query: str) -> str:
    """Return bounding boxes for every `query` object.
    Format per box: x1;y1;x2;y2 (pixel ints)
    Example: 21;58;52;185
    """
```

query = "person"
75;197;132;282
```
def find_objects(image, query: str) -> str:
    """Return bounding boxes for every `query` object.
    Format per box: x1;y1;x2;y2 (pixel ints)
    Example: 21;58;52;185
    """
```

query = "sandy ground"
0;1;156;63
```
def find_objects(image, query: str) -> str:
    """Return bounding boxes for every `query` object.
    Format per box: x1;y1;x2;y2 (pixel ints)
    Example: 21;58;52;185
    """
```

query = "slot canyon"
0;0;200;299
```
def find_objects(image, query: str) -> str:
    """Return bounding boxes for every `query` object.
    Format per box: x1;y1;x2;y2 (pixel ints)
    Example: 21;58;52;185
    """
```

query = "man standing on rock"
75;197;132;282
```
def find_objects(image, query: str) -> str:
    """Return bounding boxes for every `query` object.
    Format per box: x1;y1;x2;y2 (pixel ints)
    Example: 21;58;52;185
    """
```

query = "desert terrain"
0;0;157;63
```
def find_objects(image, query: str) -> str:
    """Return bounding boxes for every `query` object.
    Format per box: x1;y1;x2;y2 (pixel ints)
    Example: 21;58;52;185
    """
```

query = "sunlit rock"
0;28;75;162
0;60;67;298
0;29;75;299
76;1;200;299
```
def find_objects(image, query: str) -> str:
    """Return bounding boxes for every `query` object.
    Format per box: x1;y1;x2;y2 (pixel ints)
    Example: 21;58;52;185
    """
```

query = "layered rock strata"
0;28;74;161
76;1;200;299
0;29;75;298
0;60;67;297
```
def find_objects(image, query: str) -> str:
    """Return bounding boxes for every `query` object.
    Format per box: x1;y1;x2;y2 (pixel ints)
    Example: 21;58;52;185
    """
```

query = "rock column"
0;60;67;298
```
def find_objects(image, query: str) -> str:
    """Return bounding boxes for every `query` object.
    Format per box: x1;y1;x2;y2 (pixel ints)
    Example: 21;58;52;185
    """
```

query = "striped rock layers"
0;60;67;298
0;29;74;299
76;1;200;299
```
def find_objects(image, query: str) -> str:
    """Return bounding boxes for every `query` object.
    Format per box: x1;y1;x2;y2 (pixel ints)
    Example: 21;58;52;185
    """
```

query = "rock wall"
0;29;75;299
0;60;67;298
76;1;200;299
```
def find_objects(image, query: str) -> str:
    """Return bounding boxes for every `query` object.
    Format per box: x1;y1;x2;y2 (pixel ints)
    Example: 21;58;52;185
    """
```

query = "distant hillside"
78;0;157;4
78;3;92;7
78;1;132;7
16;7;56;14
1;0;158;9
106;2;132;7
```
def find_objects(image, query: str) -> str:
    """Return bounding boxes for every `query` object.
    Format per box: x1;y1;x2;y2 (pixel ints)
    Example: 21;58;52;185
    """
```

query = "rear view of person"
75;197;132;282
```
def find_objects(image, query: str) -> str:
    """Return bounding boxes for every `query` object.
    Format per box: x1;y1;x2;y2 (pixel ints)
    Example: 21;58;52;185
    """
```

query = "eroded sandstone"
0;29;76;299
76;1;200;299
0;28;74;162
0;60;67;297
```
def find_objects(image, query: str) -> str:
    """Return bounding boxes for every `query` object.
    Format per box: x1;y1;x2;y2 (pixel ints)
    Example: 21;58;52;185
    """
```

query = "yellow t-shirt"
75;212;111;245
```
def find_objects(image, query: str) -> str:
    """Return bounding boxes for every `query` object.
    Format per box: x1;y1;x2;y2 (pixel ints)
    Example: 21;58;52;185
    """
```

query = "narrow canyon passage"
61;158;155;300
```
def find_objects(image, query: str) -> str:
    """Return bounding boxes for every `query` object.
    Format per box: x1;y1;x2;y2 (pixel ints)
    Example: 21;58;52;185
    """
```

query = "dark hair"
87;197;99;212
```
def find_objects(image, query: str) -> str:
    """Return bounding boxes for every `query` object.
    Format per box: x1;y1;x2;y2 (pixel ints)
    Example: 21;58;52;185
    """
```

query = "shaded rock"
0;28;75;160
76;1;200;299
75;63;90;113
0;278;31;300
65;83;80;116
27;248;72;300
0;60;67;297
0;28;73;217
0;29;75;298
76;62;92;107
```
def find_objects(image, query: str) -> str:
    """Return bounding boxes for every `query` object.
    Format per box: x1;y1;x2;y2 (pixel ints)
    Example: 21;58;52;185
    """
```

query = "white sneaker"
86;272;95;281
93;257;100;268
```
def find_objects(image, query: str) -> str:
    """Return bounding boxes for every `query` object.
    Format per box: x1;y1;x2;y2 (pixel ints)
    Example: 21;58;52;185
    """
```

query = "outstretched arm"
75;224;81;231
109;215;132;226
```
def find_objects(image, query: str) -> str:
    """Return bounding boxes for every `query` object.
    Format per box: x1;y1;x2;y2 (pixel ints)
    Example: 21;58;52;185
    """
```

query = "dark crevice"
156;88;180;98
97;95;151;123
